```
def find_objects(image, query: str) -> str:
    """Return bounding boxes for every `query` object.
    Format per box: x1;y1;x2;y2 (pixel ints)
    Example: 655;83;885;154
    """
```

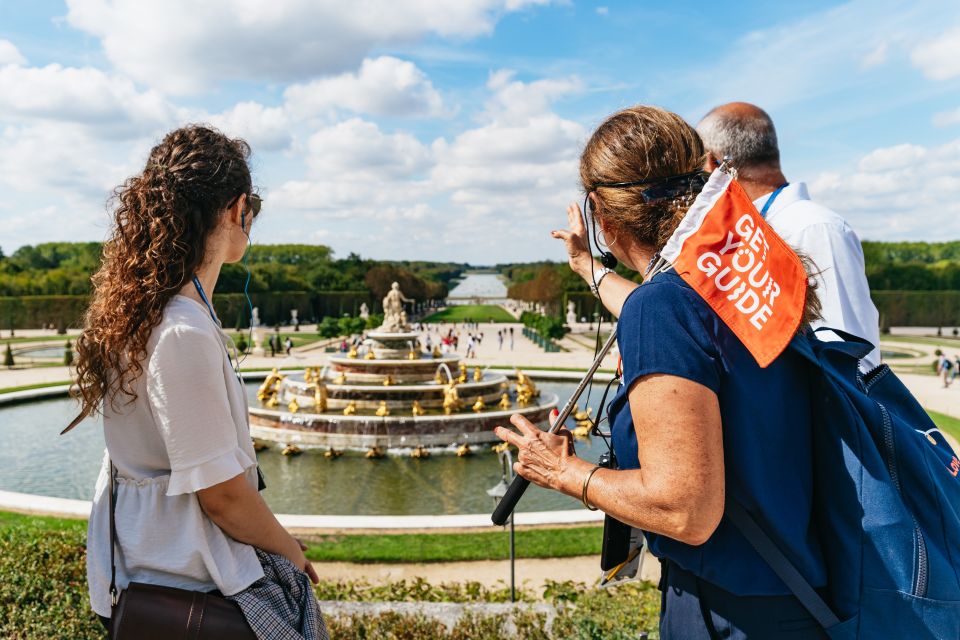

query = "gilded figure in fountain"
443;381;462;415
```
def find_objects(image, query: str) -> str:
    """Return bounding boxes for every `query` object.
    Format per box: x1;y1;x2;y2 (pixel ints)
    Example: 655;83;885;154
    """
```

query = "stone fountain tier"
249;393;559;450
283;375;510;411
365;330;421;359
327;354;460;384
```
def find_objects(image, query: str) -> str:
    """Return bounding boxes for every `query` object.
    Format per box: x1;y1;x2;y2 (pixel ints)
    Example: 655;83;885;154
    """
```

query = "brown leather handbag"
106;464;257;639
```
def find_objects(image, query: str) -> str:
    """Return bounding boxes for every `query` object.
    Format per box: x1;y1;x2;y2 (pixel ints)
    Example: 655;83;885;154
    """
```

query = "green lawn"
225;331;317;349
928;410;960;441
423;305;515;323
0;380;72;395
0;335;79;346
0;508;600;564
303;526;602;564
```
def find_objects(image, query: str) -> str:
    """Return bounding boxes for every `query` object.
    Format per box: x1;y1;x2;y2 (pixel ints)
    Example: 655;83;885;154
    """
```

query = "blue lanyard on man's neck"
760;183;789;219
191;275;220;326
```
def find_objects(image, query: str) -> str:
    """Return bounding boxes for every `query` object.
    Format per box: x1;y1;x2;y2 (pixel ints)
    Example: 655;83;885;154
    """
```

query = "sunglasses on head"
590;169;709;204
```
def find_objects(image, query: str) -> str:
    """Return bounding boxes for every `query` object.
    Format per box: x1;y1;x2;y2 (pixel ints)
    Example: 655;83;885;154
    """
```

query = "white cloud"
302;118;432;180
267;72;586;261
933;107;960;127
284;56;446;119
0;63;173;135
0;40;26;66
810;137;960;240
205;102;292;152
911;25;960;80
596;6;609;16
65;0;556;95
0;123;134;198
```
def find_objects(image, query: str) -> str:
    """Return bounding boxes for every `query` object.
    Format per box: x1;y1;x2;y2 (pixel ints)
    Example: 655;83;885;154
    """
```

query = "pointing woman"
495;106;827;639
73;126;327;638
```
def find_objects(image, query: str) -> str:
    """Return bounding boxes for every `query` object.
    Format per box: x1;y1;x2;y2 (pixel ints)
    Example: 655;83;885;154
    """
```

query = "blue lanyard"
760;183;789;219
191;275;220;326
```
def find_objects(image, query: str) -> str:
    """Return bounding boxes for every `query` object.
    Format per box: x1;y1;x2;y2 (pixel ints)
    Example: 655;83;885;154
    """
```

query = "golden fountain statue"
499;393;511;410
343;401;357;416
442;381;462;415
411;400;425;416
473;367;482;382
472;396;485;412
313;383;328;412
375;401;390;417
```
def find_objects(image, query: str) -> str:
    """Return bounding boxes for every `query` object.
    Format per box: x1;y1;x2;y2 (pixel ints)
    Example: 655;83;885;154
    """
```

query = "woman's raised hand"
552;202;596;282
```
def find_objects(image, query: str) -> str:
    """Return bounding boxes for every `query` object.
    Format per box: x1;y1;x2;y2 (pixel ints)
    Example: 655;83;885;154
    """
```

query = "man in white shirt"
697;102;881;369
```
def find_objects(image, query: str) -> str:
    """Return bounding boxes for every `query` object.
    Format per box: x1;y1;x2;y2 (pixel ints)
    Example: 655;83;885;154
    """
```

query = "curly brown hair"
580;105;821;326
72;125;252;421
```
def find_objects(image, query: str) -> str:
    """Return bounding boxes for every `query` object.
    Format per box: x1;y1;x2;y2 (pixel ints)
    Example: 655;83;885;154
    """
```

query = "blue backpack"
727;329;960;639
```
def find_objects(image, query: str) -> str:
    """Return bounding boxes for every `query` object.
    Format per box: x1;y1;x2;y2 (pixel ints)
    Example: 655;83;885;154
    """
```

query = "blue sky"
1;0;959;263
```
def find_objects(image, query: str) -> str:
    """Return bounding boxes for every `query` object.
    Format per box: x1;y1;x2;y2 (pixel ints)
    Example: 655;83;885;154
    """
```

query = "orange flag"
660;170;807;367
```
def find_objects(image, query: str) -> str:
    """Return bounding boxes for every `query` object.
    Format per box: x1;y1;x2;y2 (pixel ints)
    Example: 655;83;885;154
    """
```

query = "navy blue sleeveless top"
607;270;826;595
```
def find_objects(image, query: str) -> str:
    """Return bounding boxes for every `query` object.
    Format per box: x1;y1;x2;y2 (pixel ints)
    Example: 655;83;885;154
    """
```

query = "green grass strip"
303;526;602;564
927;409;960;441
0;508;601;563
422;305;515;323
0;380;72;395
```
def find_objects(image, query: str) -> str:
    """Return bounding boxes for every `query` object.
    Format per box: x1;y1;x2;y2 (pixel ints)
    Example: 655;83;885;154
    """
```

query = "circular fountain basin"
284;375;510;410
250;393;558;449
327;355;461;383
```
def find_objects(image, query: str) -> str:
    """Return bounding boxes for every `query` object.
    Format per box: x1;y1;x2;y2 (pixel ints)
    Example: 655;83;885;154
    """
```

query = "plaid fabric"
228;549;329;640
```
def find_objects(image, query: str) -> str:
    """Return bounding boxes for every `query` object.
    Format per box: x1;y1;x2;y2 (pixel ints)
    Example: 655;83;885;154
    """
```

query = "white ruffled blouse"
87;295;264;618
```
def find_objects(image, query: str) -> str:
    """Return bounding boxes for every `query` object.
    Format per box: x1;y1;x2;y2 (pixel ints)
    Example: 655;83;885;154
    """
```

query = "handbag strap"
108;459;119;607
726;498;840;629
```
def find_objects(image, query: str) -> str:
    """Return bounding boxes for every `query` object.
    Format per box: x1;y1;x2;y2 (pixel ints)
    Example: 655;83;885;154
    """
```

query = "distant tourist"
268;333;276;357
509;326;514;350
498;330;504;351
936;350;953;388
697;102;880;370
70;126;325;636
284;336;293;355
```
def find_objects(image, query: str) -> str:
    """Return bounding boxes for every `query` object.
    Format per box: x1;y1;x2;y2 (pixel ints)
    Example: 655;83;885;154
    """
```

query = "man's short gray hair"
696;106;780;170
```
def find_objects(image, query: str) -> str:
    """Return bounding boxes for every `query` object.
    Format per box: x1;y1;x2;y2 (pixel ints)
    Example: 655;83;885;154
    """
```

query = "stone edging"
318;600;557;632
0;488;604;529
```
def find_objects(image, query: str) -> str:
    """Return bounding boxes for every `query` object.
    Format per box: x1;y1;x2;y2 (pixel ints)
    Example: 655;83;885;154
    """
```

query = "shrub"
338;316;366;337
3;343;12;367
236;334;248;354
318;317;341;339
64;340;74;367
0;522;103;639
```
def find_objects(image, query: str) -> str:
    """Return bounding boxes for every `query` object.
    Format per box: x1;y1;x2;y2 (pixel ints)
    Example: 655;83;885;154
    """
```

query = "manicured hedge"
872;291;960;330
0;291;379;331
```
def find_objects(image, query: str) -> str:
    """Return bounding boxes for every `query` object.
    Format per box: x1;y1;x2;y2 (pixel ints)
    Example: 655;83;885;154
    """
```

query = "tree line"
498;241;960;305
0;243;460;300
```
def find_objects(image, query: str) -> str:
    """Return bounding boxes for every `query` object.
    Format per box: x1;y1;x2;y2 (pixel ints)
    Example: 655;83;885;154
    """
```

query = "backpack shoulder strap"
726;499;841;629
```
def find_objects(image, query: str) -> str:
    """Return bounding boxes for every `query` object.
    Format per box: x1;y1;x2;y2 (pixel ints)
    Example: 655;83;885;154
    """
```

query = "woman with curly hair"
73;125;327;638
